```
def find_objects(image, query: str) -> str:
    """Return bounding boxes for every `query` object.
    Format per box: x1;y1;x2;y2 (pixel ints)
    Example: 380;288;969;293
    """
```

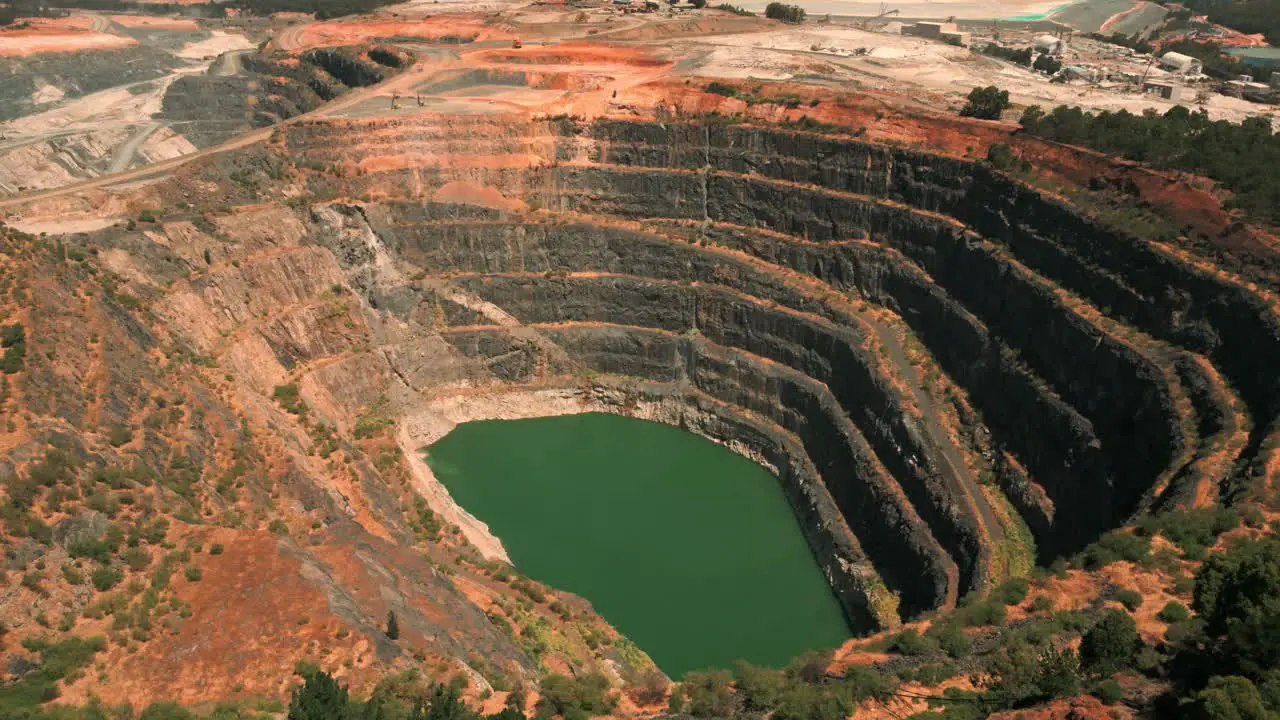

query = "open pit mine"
0;5;1278;718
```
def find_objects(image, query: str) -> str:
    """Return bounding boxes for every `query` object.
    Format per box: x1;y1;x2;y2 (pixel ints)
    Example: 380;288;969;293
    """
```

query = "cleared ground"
0;0;1275;205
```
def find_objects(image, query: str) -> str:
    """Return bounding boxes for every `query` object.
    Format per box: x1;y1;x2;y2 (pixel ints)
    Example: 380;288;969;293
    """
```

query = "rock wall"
263;115;1279;630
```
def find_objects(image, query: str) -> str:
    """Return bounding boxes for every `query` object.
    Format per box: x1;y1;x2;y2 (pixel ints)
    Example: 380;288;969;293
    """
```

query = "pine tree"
385;610;400;640
288;671;350;720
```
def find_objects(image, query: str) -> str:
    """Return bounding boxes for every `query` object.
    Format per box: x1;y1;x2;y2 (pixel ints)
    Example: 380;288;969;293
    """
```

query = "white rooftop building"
1159;51;1204;74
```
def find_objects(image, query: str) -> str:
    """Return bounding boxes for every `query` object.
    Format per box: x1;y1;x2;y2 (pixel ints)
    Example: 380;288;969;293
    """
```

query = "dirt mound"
107;15;202;30
284;15;515;50
469;43;670;68
0;29;137;56
592;13;769;41
433;180;527;210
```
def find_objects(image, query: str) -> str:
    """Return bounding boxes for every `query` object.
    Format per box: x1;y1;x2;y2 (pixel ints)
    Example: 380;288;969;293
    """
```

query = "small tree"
385;610;400;640
288;671;350;720
424;684;472;720
1080;609;1139;675
1193;537;1280;675
682;670;737;718
1180;676;1271;720
959;86;1011;120
764;2;805;23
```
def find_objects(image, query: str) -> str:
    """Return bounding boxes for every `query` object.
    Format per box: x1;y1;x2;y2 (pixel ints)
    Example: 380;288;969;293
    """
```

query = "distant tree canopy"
4;0;225;18
1178;0;1280;45
981;42;1033;66
959;85;1011;120
1160;38;1273;82
228;0;398;19
0;5;16;25
1032;53;1062;74
764;2;805;23
1088;31;1153;54
1019;103;1280;223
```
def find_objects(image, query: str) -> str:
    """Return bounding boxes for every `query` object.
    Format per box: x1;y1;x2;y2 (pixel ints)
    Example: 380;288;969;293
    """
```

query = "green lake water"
426;412;852;677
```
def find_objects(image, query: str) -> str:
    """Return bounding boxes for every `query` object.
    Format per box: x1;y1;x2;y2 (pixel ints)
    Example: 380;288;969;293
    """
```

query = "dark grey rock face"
315;117;1277;631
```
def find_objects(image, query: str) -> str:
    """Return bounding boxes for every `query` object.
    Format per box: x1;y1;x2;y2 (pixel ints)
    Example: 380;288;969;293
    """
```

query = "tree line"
1175;0;1280;45
1160;38;1273;82
1018;103;1280;223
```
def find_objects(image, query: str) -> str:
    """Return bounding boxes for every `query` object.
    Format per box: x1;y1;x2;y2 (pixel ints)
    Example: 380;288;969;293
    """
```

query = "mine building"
1033;34;1064;56
1159;51;1203;75
1142;80;1181;100
904;21;958;39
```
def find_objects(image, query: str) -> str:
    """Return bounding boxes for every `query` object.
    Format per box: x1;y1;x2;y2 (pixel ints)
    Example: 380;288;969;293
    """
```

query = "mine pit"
273;116;1277;638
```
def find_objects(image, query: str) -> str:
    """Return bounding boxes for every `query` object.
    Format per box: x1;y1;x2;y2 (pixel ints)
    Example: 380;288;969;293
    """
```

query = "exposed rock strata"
89;116;1280;641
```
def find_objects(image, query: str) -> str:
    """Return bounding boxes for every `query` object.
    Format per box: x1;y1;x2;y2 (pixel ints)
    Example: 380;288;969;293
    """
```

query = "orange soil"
467;42;670;68
433;180;528;211
60;531;353;706
0;29;136;56
990;694;1132;719
6;15;94;30
108;14;202;30
289;15;515;49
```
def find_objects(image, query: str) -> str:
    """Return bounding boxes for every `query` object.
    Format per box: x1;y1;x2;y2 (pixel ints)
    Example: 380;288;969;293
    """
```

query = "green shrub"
959;85;1010;120
1080;609;1139;675
106;426;133;448
0;636;106;713
1141;508;1239;556
140;702;194;720
889;628;939;656
1193;537;1280;674
1158;601;1190;624
927;622;972;658
61;565;83;586
1029;595;1055;613
771;682;850;720
0;323;25;374
184;566;202;582
995;577;1030;606
536;673;616;720
1180;675;1271;720
705;82;737;97
1114;589;1143;612
987;142;1017;170
288;670;349;720
122;548;150;572
1082;531;1150;569
91;566;122;592
956;597;1007;627
210;543;224;555
272;384;306;415
1094;678;1123;705
732;662;785;711
764;1;805;23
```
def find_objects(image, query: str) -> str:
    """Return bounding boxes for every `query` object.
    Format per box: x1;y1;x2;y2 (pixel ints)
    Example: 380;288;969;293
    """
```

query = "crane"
857;5;898;28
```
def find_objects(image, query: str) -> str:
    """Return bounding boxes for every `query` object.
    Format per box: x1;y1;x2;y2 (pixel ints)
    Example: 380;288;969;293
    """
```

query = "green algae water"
426;412;851;677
